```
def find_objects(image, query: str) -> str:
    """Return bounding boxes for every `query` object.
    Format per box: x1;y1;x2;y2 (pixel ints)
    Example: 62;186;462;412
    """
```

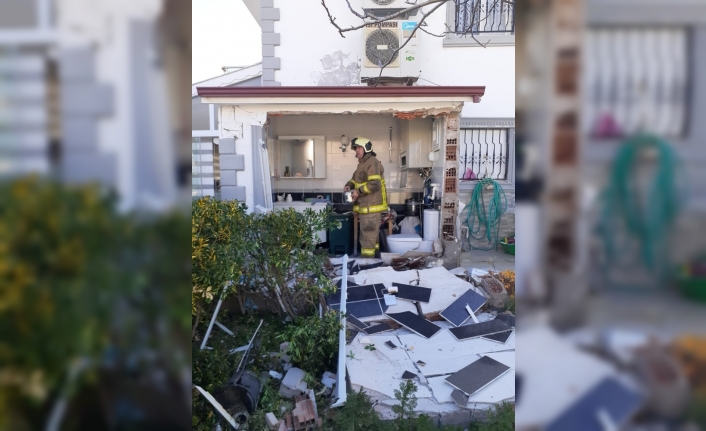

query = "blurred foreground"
1;0;191;429
515;1;706;430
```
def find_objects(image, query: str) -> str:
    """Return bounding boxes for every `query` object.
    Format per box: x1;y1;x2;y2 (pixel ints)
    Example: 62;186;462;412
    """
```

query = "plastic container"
677;276;706;303
423;209;440;241
329;213;352;255
500;240;515;256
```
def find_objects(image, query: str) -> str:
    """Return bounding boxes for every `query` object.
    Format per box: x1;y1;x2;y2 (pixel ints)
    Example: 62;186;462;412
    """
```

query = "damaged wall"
272;0;514;119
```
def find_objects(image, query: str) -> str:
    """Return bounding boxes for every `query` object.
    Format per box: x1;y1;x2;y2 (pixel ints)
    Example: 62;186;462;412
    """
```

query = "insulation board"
445;356;511;396
439;289;488;326
385;311;441;339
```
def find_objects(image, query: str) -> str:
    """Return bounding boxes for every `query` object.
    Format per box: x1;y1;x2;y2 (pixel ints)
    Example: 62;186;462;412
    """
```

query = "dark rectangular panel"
449;320;512;341
385;341;397;349
445;356;511;396
346;315;369;331
330;299;383;318
346;284;378;302
392;283;432;303
363;323;393;335
359;261;384;271
545;377;644;431
495;313;515;328
385;311;441;339
451;389;469;407
401;371;417;380
373;283;387;299
482;330;512;344
439;289;488;326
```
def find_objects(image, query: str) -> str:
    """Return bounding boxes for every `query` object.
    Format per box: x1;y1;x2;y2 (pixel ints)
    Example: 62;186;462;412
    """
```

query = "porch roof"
196;85;485;104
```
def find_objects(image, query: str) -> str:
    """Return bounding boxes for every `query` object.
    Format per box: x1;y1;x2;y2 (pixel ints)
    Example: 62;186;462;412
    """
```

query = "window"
444;0;515;47
458;128;510;182
192;137;218;198
585;27;689;140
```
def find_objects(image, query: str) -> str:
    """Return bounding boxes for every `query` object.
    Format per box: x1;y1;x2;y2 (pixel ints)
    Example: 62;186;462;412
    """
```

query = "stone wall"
458;188;516;251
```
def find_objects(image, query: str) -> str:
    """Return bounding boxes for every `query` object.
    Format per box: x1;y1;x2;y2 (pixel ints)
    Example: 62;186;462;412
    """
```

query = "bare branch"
322;0;448;35
371;0;446;86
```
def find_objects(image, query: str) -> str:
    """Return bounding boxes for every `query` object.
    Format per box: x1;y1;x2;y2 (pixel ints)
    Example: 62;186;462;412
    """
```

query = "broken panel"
385;311;441;339
439;289;488;327
401;371;418;380
346;315;369;331
448;320;512;341
392;283;432;303
451;389;469;408
363;323;393;335
482;330;513;344
494;313;515;328
445;356;511;396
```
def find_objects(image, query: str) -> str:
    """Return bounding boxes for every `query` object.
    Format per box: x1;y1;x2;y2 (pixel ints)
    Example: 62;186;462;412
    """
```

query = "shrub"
278;311;342;376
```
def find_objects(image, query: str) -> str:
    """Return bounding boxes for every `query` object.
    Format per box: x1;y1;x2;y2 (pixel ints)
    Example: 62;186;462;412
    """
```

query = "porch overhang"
197;86;485;115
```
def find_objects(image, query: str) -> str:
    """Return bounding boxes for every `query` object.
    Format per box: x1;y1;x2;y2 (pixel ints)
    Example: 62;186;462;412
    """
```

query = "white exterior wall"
273;0;514;119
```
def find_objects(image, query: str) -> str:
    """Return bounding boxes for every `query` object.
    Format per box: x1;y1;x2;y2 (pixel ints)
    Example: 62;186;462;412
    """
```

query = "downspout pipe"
330;254;348;408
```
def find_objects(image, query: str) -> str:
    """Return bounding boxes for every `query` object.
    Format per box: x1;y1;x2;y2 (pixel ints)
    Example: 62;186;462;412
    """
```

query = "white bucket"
423;209;440;241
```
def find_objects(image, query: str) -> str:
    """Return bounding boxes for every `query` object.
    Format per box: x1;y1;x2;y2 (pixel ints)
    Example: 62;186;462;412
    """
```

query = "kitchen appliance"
405;198;419;215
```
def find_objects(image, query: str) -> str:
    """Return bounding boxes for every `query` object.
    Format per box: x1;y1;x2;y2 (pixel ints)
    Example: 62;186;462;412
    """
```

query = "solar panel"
494;313;515;328
346;315;369;331
545;377;644;431
439;289;488;326
445;356;511;396
448;320;512;341
363;323;393;335
385;311;441;339
392;283;432;303
482;330;513;344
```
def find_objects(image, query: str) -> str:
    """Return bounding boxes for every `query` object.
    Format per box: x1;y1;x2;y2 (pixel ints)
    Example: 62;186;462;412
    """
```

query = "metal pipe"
331;254;349;408
389;127;393;163
200;289;225;350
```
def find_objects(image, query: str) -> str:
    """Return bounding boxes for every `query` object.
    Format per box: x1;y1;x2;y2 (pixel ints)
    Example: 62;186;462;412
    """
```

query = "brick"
220;154;245;170
261;0;274;7
61;83;113;116
220;186;246;202
220;170;237;186
262;57;281;70
262;33;281;46
263;81;282;86
262;69;275;81
218;137;236;154
261;7;280;20
59;48;95;82
61;118;98;151
262;44;275;57
261;20;275;33
61;153;117;186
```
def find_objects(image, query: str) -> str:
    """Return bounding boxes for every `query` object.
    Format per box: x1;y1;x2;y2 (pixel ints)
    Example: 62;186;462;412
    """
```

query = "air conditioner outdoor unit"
360;20;420;79
363;0;409;8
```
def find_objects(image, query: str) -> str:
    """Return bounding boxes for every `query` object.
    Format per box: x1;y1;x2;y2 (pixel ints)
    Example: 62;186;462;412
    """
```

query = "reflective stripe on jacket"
345;153;388;214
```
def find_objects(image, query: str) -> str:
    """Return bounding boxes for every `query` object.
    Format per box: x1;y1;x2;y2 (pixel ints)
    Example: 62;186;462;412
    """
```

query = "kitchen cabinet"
399;118;433;169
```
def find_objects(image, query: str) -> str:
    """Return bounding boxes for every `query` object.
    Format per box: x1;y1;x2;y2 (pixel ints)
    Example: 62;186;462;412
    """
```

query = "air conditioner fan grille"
372;0;395;5
365;29;400;66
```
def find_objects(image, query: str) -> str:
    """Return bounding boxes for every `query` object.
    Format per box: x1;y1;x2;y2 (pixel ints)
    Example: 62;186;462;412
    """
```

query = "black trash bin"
329;212;352;255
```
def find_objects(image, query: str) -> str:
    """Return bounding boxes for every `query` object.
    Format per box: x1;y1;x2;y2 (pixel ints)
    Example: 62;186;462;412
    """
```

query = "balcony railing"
455;0;515;34
458;128;509;181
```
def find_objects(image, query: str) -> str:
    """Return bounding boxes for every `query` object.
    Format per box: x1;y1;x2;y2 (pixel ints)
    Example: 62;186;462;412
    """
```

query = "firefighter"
343;137;388;258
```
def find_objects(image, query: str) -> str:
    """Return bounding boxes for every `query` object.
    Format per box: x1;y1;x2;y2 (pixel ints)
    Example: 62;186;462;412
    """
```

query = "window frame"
443;0;515;47
457;118;515;192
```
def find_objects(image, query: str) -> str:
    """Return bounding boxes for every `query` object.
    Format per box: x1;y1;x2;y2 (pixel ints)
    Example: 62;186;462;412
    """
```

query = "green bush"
278;310;342;376
469;402;514;431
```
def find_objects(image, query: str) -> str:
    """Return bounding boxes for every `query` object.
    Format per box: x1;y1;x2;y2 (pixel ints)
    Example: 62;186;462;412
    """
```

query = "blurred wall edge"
0;0;192;212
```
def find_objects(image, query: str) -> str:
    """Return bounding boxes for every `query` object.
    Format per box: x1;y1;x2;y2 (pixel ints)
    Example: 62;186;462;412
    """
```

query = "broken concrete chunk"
321;371;336;389
280;342;291;363
265;412;279;430
451;389;469;408
279;367;307;399
480;276;508;308
277;419;287;431
269;370;283;380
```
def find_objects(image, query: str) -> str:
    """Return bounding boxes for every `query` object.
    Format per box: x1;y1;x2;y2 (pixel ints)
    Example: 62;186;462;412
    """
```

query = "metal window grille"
458;128;509;181
585;27;689;139
455;0;515;34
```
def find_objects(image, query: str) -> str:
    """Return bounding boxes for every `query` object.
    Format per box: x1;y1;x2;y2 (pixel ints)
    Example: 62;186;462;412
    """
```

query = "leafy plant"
365;344;377;351
393;380;419;428
245;207;337;318
192;197;250;337
326;388;382;431
469;402;514;431
278;311;342;376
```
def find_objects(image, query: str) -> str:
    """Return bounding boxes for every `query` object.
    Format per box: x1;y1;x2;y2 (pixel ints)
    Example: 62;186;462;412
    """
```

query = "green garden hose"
597;134;685;284
464;178;507;251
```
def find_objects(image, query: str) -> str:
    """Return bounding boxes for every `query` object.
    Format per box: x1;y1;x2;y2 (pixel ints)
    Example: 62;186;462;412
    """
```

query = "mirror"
274;135;326;179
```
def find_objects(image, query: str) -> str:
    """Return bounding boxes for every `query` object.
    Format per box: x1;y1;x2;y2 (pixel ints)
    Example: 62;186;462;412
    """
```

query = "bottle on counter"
284;166;290;177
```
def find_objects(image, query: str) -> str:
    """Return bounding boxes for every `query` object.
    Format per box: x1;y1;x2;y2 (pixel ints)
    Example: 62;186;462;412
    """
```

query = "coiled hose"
597;134;685;282
465;178;507;251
